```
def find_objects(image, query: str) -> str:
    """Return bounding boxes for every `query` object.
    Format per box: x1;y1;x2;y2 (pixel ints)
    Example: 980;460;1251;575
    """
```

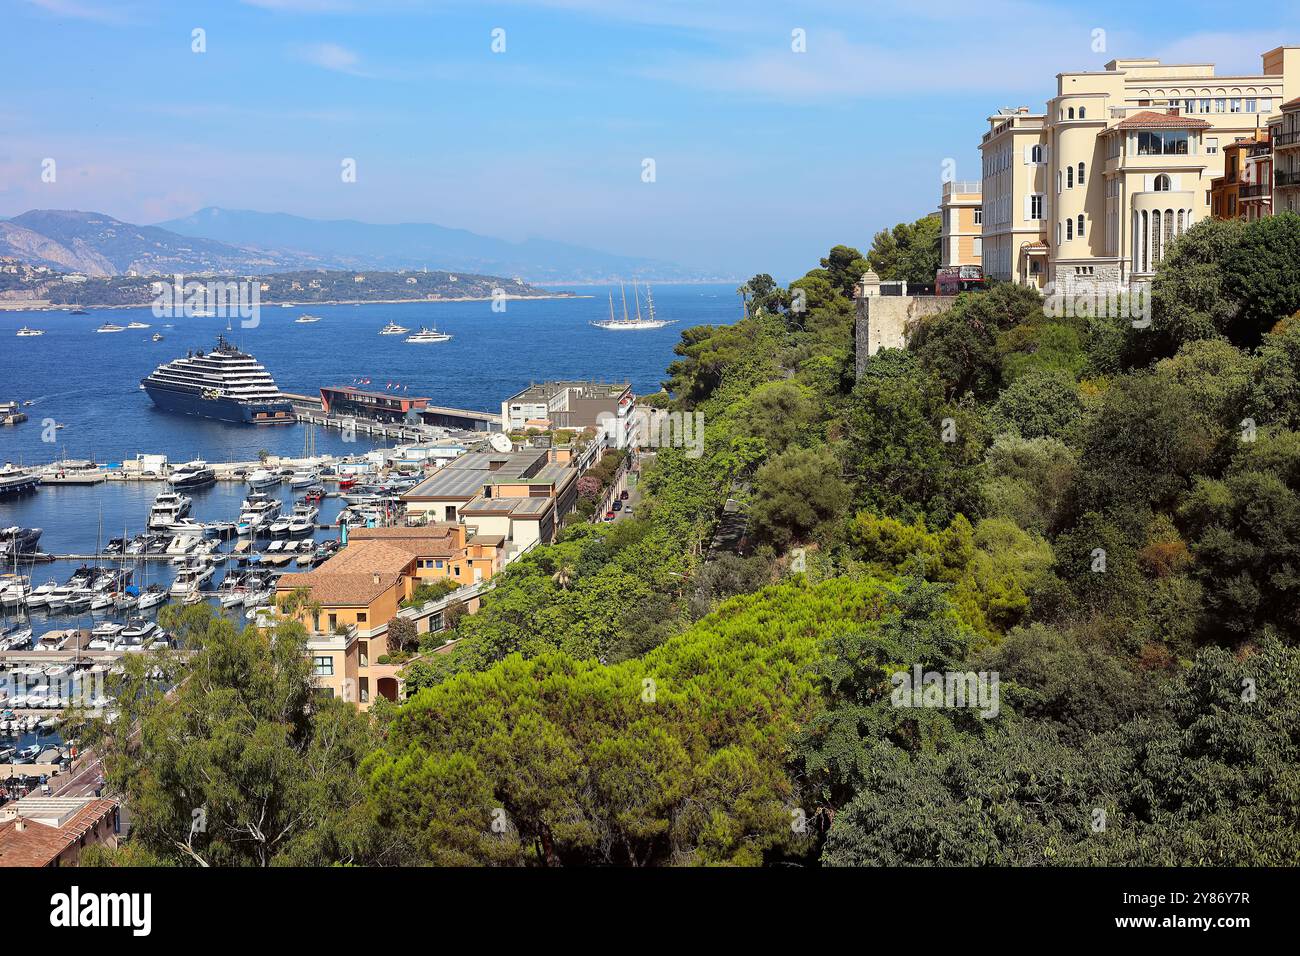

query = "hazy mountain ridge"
0;208;716;282
157;207;714;282
2;209;326;276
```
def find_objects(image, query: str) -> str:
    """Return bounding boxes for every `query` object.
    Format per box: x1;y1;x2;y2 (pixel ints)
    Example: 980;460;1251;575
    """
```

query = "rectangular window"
1261;98;1272;114
1230;98;1242;113
357;612;367;623
1200;98;1211;113
972;237;982;256
1215;98;1226;113
973;208;982;225
1206;137;1218;154
1030;194;1045;220
1247;98;1257;113
313;656;334;677
1137;130;1190;155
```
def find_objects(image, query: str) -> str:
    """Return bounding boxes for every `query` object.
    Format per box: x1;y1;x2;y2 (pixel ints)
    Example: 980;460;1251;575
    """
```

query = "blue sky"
3;0;1300;278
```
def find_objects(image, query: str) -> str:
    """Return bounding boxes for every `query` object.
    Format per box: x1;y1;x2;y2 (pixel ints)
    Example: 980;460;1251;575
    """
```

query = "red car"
604;511;616;521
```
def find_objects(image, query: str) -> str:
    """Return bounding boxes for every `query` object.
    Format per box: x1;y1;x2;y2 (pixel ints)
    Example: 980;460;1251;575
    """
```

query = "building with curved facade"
980;47;1300;294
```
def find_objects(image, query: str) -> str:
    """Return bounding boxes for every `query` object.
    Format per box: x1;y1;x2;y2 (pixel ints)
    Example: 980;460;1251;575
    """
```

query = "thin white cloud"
22;0;127;23
291;41;370;77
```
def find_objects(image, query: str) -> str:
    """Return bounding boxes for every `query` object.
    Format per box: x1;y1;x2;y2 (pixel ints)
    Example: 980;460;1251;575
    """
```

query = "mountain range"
0;208;713;282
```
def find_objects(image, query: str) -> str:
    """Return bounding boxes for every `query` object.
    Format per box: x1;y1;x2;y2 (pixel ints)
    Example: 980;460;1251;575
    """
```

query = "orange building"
0;797;119;867
1211;132;1270;219
275;523;502;708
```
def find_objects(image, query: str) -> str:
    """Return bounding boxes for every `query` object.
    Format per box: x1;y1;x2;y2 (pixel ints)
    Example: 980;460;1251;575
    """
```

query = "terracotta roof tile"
1111;110;1212;130
0;799;116;867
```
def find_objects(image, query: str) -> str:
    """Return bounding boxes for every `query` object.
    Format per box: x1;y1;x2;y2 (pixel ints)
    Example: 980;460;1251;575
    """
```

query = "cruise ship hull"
143;385;293;425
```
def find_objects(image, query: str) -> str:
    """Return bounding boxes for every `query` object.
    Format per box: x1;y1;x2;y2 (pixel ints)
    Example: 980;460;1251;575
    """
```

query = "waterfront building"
319;386;430;424
400;447;580;550
0;797;119;867
979;47;1300;293
501;380;634;443
938;180;983;269
275;523;502;708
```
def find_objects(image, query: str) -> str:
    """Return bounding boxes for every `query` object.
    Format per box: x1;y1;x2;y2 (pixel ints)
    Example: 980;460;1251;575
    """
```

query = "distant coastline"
0;293;592;311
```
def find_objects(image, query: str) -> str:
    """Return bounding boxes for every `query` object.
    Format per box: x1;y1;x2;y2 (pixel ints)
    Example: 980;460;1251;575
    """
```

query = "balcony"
1240;183;1270;199
1277;170;1300;188
1276;131;1300;149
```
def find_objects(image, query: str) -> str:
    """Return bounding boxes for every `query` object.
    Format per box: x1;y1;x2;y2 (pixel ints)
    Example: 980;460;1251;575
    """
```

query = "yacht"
140;335;293;425
152;332;164;342
0;463;39;497
96;323;126;333
127;321;151;329
0;575;30;608
137;584;168;610
166;518;209;537
169;460;216;489
295;314;322;324
0;526;42;558
287;503;319;536
591;283;675;330
379;321;409;335
26;579;59;608
246;468;280;490
15;327;44;337
405;326;452;343
288;468;319;489
148;491;193;530
121;618;160;644
166;534;202;557
169;562;215;598
44;567;95;611
237;493;282;535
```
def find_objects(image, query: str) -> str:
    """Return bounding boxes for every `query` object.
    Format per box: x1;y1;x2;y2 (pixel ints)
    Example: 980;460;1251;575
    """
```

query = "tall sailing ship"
140;335;294;425
591;281;675;330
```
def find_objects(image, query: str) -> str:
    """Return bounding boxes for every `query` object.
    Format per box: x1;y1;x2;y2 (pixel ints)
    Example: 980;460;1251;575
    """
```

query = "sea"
0;282;739;640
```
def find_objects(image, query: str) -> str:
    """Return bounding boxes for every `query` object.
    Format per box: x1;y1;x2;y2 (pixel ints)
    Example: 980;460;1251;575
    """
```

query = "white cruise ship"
140;335;293;424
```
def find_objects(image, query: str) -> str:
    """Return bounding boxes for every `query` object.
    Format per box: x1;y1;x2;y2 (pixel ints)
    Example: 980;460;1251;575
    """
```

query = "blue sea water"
0;282;737;466
0;283;739;636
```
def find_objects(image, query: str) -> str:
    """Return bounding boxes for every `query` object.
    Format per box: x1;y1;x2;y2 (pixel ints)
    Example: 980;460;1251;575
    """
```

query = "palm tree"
552;564;575;590
736;284;751;319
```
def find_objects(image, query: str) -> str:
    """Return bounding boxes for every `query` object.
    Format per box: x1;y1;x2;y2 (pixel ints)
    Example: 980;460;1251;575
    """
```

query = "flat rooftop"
505;380;631;403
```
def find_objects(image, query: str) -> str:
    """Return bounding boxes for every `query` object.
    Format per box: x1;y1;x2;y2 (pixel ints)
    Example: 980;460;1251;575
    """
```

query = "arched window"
1066;218;1073;240
1078;162;1086;185
1068;107;1075;119
1079;107;1086;119
1067;166;1074;188
1154;174;1171;191
1077;214;1085;238
1031;144;1043;163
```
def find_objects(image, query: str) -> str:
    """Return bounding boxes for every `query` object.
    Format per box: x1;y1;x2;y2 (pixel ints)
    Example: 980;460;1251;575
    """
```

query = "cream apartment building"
980;47;1300;294
938;180;983;268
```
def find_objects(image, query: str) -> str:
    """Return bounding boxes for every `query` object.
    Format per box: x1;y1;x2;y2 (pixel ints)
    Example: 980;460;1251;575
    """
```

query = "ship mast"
646;285;655;321
608;292;615;323
632;279;643;322
620;283;629;322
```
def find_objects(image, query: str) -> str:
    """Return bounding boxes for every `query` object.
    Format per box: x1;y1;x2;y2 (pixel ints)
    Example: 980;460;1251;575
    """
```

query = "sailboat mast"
620;283;629;322
608;292;615;322
646;285;655;321
633;279;643;322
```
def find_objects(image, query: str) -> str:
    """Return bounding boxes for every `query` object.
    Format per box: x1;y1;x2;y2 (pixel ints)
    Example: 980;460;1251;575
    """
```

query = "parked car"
620;490;630;500
604;511;616;521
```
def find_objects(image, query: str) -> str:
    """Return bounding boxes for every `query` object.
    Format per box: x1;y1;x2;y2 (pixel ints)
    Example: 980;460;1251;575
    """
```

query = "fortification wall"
854;294;957;379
